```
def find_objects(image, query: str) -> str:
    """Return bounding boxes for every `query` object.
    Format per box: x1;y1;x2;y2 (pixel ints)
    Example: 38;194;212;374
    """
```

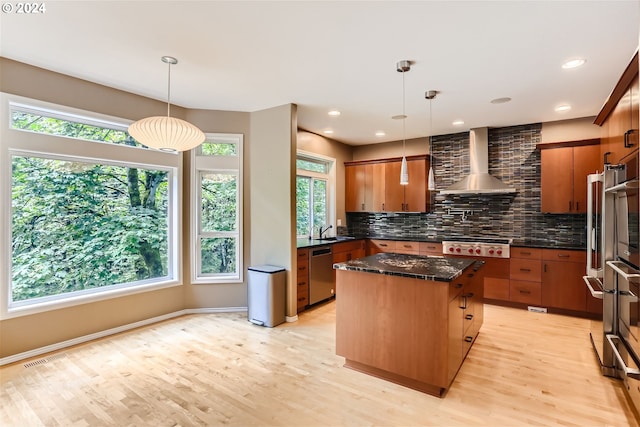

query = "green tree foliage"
200;173;237;274
10;114;169;302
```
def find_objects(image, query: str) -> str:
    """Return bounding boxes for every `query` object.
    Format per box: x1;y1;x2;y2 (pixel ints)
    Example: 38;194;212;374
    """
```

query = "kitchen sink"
316;236;355;242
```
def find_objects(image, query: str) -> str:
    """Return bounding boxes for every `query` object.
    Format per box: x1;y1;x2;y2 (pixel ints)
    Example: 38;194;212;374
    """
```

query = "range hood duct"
440;127;517;195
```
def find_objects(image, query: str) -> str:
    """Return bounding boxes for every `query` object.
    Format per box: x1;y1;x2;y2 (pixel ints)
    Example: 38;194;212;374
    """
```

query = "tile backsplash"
347;123;587;247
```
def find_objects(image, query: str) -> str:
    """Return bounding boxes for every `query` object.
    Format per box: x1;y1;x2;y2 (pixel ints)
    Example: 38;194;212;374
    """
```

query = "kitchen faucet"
319;224;333;239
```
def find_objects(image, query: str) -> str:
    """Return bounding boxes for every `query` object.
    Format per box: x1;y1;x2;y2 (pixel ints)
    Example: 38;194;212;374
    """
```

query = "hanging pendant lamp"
425;90;437;191
128;56;205;152
397;60;411;186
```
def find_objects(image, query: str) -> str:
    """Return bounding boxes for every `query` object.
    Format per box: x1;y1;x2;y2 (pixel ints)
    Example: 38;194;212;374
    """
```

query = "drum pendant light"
397;60;411;186
128;56;205;152
425;90;437;191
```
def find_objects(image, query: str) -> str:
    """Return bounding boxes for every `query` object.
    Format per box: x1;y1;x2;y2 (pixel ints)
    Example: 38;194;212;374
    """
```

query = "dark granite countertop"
333;252;478;282
296;236;366;249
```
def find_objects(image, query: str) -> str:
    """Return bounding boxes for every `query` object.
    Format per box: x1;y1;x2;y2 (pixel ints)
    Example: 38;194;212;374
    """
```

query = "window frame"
0;93;182;320
191;133;244;284
296;150;336;239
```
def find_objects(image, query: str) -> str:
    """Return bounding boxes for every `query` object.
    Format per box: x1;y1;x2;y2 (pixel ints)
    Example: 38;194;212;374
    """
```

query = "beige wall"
0;58;292;359
540;116;601;143
297;130;353;226
351;136;429;161
249;104;297;318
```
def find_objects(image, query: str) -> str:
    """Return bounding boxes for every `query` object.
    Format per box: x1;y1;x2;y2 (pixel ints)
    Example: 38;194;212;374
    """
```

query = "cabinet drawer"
297;295;308;311
395;241;420;254
511;247;542;260
542;249;584;263
449;280;465;301
509;280;542;305
510;258;542;282
420;242;443;255
297;248;309;261
297;263;308;276
369;239;397;253
297;280;309;297
333;240;365;254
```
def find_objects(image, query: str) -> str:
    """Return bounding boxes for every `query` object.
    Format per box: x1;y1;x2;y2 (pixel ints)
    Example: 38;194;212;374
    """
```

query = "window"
0;94;180;318
296;152;335;238
192;134;243;283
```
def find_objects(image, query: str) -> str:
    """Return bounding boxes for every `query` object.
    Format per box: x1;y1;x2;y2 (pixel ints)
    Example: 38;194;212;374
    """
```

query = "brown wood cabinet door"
404;159;427;212
541;147;573;213
542;260;587;312
370;162;385;212
572;144;601;213
345;164;365;212
447;294;464;385
384;161;404;212
606;87;631;165
631;75;639;150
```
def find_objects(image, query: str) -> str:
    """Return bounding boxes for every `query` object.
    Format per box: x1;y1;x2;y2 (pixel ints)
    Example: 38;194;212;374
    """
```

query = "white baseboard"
0;307;248;366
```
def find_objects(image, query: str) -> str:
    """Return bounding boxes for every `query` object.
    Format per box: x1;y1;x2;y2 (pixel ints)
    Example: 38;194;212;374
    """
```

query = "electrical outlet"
527;306;548;313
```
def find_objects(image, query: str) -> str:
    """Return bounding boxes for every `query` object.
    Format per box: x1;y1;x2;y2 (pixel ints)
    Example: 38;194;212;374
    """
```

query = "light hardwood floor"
1;302;639;426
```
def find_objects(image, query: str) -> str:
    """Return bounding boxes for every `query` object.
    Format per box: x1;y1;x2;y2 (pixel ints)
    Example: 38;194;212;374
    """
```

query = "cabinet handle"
519;268;531;272
382;203;385;211
569;201;573;211
604;151;612;165
297;297;305;302
361;203;365;211
624;129;635;148
404;244;412;248
519;289;531;294
576;202;579;211
544;264;547;273
347;253;352;261
455;283;463;289
465;314;474;320
463;292;474;298
557;254;570;258
380;243;388;247
298;281;307;286
464;336;474;343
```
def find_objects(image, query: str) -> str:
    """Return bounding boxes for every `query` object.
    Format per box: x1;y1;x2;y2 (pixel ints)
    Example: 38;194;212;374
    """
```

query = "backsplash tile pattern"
347;123;587;248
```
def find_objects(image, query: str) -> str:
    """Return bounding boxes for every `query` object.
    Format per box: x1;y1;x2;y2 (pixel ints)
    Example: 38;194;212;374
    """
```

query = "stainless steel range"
442;239;511;258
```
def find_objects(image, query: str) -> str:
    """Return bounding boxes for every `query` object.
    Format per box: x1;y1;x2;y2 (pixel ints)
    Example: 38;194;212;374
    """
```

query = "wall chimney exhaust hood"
440;127;517;195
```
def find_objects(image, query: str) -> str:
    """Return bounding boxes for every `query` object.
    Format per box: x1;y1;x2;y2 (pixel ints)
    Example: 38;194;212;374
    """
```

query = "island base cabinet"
335;266;482;397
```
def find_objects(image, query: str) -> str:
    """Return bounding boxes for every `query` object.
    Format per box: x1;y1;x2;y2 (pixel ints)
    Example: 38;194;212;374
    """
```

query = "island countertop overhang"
333;253;481;282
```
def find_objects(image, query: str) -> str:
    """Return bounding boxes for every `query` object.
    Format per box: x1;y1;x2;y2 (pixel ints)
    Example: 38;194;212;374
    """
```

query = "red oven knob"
456;248;461;253
476;248;481;254
489;249;495;255
497;250;502;255
468;248;474;254
449;247;454;252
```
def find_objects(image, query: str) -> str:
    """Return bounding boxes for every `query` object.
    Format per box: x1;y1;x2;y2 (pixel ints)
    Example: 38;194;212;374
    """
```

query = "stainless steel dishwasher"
309;246;335;305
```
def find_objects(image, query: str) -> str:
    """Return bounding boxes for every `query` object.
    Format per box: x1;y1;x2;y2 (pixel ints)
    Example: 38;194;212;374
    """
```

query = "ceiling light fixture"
452;120;464;126
328;110;341;116
562;58;586;69
555;104;572;112
323;129;334;134
490;97;512;104
397;60;411;186
375;131;386;137
425;90;437;191
128;56;205;152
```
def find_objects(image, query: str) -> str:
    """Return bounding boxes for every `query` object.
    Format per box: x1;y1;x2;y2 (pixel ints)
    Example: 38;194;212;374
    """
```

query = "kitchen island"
334;253;484;397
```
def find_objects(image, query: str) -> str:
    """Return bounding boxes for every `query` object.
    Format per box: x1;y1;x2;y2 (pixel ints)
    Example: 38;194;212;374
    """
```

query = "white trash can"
247;265;286;327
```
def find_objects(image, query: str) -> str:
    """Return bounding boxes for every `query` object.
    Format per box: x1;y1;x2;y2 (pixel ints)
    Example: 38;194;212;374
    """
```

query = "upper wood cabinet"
345;156;430;213
595;51;639;167
538;140;600;214
345;162;384;212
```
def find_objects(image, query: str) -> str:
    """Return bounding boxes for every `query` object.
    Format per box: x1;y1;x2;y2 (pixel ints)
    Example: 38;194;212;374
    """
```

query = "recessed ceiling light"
323;129;334;134
375;131;386;137
562;58;586;69
490;97;512;104
328;110;341;116
555;104;571;112
452;120;464;126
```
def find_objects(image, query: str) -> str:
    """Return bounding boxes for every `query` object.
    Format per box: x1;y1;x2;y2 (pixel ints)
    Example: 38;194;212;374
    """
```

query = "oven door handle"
619;290;639;303
582;276;605;299
606;334;640;380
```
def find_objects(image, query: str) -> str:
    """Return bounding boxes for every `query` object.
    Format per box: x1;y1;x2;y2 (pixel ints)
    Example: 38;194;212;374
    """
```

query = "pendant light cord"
402;69;406;155
166;61;172;117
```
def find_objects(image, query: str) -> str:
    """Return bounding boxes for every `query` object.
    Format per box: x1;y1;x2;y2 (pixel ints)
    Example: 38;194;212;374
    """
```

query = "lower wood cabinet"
542;249;587;312
332;240;366;264
508;247;542;306
296;249;309;312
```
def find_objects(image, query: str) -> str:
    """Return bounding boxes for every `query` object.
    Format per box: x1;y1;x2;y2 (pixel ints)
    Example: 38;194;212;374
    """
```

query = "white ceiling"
1;1;638;146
